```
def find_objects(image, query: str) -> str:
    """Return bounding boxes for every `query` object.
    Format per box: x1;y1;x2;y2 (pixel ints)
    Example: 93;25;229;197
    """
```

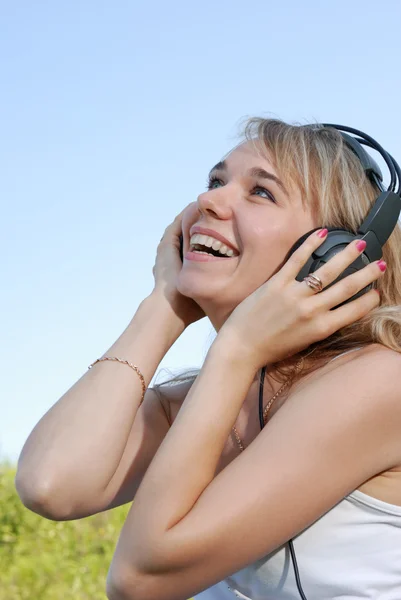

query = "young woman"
16;119;401;600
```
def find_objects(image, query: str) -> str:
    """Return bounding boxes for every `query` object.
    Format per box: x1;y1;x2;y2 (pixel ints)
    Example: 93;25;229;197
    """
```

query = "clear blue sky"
2;0;401;463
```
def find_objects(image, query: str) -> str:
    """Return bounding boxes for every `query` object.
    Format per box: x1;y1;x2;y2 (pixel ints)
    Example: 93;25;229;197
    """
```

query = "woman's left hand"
218;229;384;371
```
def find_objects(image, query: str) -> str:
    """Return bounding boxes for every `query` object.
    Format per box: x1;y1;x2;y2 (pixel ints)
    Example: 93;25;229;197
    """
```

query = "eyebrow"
208;160;289;197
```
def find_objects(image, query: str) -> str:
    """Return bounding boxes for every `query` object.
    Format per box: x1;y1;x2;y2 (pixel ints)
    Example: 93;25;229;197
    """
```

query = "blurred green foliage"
1;461;195;599
0;460;128;599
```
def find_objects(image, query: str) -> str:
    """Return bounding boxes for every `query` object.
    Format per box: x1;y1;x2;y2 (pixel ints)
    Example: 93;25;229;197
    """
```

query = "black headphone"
285;124;401;309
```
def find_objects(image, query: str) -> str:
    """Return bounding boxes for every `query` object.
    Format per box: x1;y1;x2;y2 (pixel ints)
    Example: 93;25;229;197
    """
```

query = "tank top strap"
328;347;364;363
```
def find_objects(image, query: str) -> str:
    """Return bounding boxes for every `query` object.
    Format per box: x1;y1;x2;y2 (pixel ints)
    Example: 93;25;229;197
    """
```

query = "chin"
177;271;247;316
176;271;219;305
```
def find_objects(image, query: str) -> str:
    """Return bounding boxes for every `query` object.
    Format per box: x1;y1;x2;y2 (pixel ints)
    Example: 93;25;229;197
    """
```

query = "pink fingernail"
377;260;387;272
318;228;328;238
356;240;367;252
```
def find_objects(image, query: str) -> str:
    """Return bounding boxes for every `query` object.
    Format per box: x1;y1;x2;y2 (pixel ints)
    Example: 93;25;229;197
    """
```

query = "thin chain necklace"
232;358;303;453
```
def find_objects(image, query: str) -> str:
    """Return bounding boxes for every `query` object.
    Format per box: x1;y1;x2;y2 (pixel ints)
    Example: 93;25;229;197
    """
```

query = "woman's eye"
206;177;223;190
206;178;276;203
253;186;276;203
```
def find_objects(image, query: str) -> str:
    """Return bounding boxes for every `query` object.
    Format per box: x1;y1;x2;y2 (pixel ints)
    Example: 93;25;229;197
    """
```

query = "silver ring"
303;273;323;293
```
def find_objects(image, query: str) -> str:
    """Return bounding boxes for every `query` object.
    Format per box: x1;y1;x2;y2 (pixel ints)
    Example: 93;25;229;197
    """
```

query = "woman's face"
177;141;319;329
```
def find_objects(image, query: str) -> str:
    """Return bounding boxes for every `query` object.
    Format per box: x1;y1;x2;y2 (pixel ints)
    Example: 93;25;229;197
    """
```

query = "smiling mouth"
191;245;232;257
189;233;239;258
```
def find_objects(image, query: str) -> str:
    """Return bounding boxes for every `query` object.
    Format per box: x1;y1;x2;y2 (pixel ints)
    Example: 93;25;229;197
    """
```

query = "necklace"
232;358;303;453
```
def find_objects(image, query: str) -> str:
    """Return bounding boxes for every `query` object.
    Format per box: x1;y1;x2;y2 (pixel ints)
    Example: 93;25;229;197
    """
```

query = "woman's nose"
196;187;234;219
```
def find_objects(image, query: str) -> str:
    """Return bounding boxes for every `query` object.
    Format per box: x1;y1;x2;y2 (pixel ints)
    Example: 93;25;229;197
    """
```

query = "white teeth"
189;233;237;257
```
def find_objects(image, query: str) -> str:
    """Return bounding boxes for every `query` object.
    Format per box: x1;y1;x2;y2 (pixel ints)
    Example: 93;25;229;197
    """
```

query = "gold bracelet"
88;356;147;404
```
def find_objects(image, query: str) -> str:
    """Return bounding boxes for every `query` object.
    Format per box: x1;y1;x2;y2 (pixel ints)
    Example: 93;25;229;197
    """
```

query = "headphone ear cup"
286;227;374;307
286;226;356;283
286;226;350;259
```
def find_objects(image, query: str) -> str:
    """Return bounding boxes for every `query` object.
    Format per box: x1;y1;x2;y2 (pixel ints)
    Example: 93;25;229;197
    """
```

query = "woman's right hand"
151;209;205;329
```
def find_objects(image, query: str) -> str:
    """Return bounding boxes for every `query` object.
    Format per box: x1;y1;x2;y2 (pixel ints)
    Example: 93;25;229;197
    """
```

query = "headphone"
283;124;401;310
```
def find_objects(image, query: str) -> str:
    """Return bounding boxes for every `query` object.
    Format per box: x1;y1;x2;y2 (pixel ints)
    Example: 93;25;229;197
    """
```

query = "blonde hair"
155;117;401;394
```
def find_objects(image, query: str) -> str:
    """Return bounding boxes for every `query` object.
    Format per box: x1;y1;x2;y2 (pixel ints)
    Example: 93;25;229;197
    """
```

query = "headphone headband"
337;131;383;182
321;123;401;195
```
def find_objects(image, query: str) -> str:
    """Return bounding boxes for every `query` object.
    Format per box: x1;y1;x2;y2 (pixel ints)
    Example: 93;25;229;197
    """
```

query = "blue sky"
2;0;401;463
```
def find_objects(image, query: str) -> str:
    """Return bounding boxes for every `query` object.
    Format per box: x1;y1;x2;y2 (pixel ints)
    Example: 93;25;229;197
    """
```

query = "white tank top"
194;347;401;600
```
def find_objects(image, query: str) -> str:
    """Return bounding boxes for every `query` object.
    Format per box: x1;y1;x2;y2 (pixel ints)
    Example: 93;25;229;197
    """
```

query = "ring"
303;273;323;293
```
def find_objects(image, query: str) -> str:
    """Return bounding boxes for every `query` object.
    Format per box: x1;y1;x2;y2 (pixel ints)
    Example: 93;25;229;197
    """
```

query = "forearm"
113;338;258;573
15;292;184;514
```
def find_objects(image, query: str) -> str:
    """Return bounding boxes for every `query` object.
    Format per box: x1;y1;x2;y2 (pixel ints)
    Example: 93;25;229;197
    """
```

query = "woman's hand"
152;209;205;329
218;229;385;370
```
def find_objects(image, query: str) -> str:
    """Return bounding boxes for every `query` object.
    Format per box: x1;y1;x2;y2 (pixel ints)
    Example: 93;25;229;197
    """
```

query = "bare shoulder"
281;342;401;470
332;342;399;364
341;344;401;393
316;343;401;501
303;342;401;404
291;342;401;492
298;343;401;390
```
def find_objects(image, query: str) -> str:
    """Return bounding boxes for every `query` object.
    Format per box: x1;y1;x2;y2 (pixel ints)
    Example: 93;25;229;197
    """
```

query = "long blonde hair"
155;118;401;394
